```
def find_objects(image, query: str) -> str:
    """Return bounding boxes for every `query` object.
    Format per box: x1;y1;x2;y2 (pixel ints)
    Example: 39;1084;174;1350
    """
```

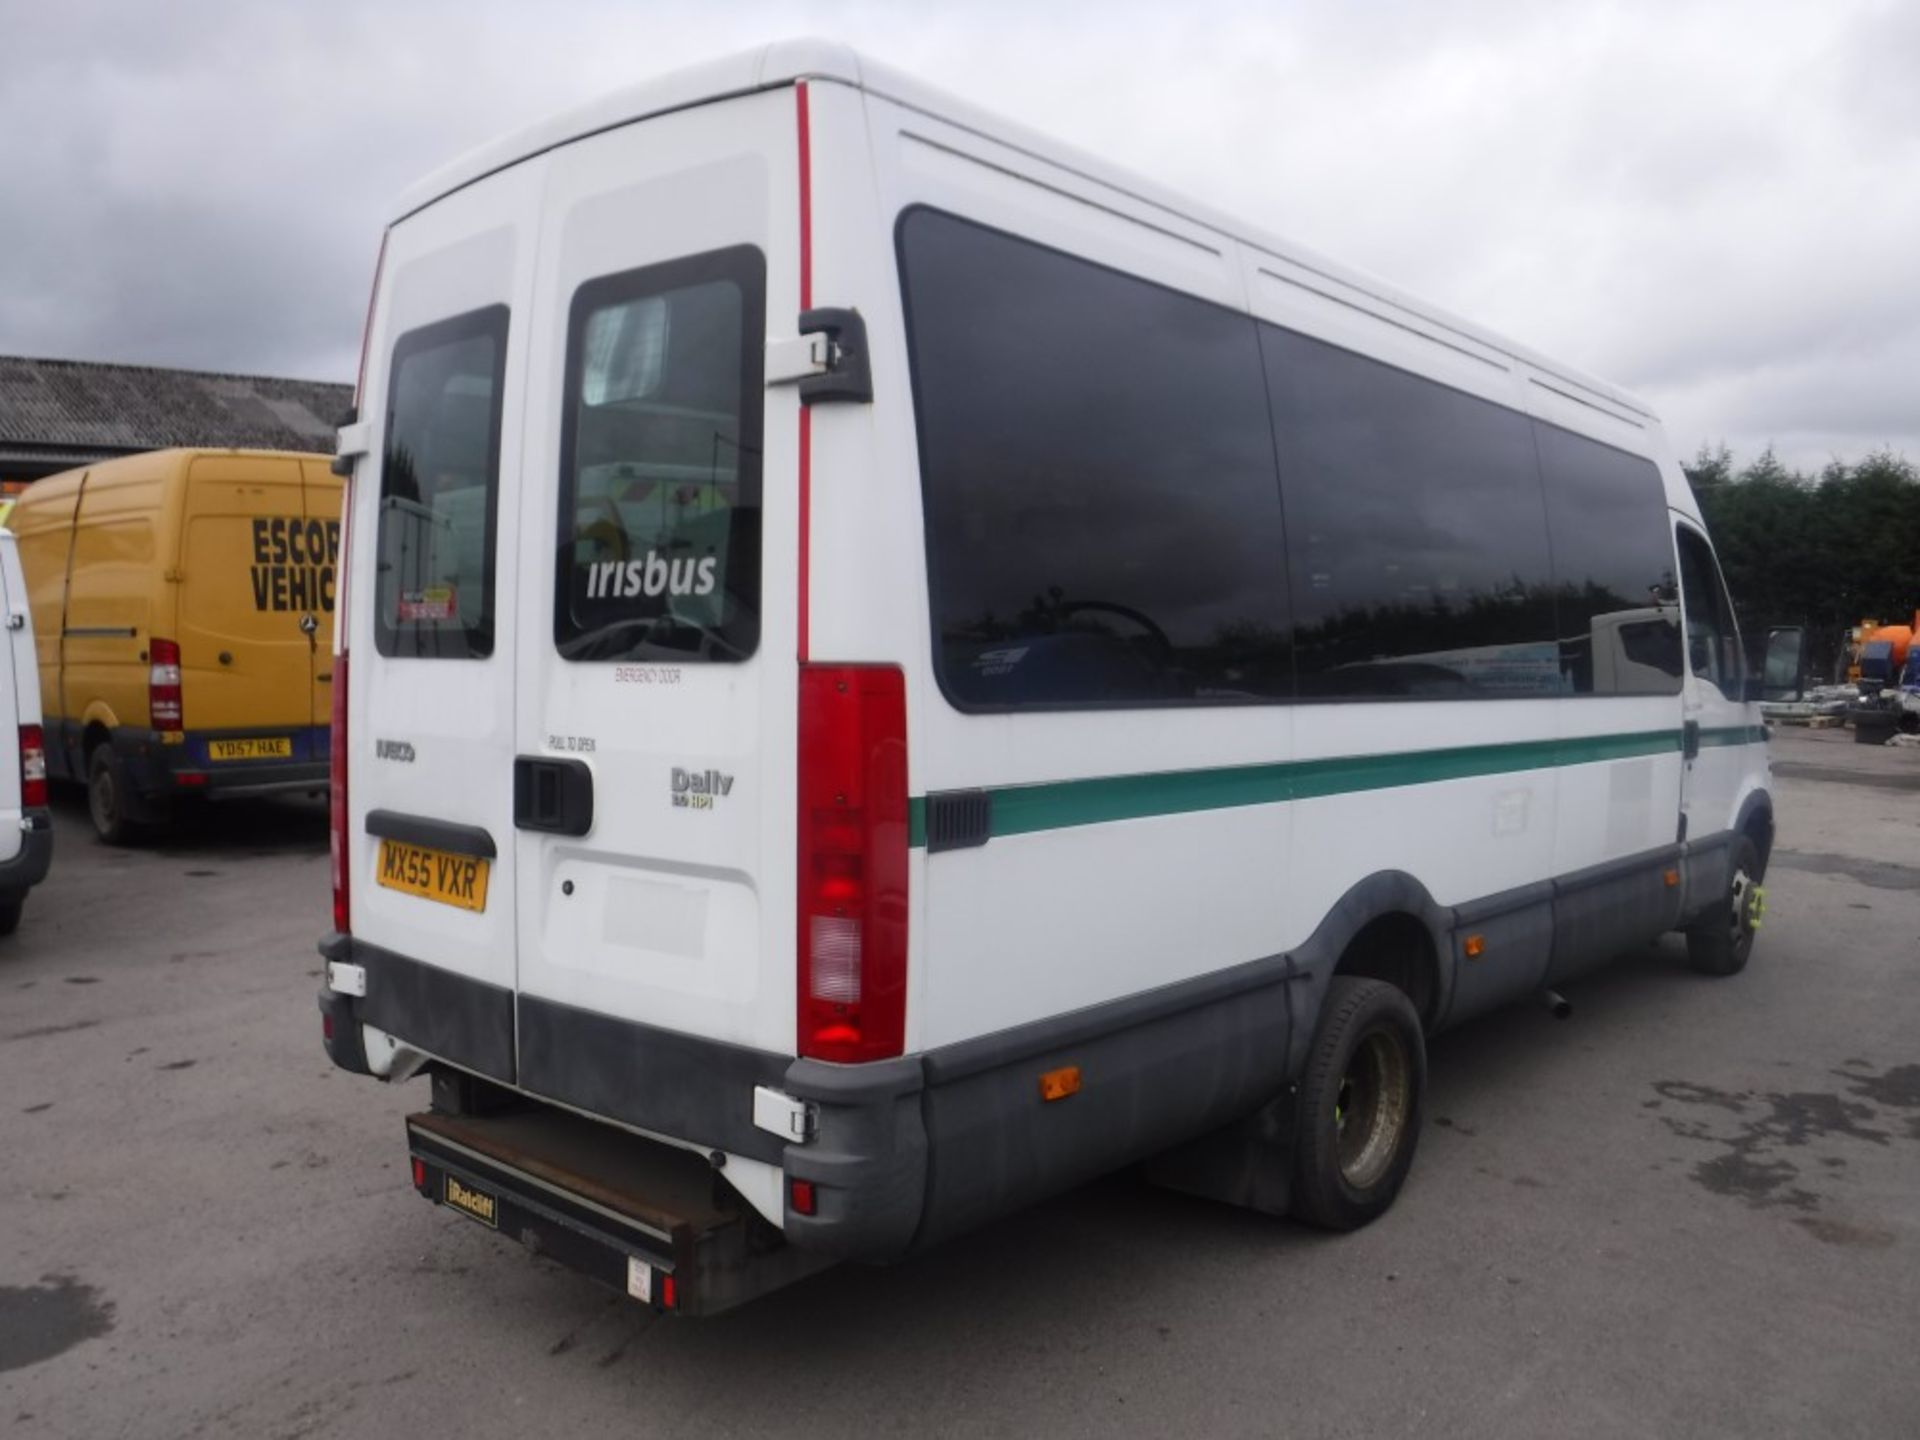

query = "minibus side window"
554;246;764;663
1260;327;1562;699
375;305;508;660
1532;423;1683;695
898;208;1291;710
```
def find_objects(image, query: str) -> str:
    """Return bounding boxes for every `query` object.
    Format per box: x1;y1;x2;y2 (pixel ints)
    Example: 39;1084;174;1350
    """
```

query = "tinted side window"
1261;328;1561;698
375;305;507;659
1676;524;1744;701
899;209;1290;710
555;247;764;662
1534;423;1682;695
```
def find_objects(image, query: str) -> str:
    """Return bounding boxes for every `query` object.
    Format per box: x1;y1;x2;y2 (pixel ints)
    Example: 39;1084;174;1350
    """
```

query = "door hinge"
1683;719;1701;761
752;1085;816;1143
765;332;833;384
333;416;371;477
766;307;873;404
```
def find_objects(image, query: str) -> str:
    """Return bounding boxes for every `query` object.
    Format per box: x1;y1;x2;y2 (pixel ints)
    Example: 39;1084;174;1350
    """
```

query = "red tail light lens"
148;637;183;731
330;652;350;934
797;665;908;1063
18;724;45;809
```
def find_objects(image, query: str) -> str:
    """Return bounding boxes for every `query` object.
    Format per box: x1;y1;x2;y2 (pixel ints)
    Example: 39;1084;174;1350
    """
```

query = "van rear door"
0;537;25;862
179;455;314;742
349;158;546;1082
509;86;798;1111
299;460;343;731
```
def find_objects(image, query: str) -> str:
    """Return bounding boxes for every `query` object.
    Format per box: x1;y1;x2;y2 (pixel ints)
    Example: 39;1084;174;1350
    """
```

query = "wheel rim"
1334;1029;1412;1189
90;764;115;833
1729;866;1757;949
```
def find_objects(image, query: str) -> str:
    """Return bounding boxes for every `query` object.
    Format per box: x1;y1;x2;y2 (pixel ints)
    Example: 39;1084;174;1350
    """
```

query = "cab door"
509;86;798;1095
1674;521;1754;842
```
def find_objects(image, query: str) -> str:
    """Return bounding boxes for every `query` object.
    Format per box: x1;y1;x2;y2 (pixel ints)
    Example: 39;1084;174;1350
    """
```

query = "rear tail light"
148;637;182;731
19;724;45;809
330;652;350;934
797;665;908;1063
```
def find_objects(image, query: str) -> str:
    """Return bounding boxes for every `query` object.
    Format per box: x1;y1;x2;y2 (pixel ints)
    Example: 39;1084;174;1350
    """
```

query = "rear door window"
374;305;508;659
554;246;764;662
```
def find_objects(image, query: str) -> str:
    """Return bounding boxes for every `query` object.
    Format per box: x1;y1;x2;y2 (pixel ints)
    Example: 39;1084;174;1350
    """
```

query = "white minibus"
319;40;1774;1314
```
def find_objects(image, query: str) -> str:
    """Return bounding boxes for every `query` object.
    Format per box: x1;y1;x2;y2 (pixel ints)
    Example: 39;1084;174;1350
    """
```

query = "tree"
1687;447;1920;680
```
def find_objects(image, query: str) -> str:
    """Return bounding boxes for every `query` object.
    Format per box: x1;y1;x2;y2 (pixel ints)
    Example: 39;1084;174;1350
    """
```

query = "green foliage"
1684;445;1920;678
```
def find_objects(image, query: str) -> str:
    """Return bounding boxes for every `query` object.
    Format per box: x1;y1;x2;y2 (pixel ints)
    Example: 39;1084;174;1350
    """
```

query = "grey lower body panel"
318;817;1763;1268
0;816;53;898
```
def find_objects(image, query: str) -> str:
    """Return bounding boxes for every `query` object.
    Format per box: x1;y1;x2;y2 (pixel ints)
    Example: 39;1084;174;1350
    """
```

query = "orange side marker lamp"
1039;1065;1082;1102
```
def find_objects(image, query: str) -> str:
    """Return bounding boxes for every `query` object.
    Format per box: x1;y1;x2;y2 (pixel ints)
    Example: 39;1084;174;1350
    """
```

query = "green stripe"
1698;724;1769;748
908;728;1696;848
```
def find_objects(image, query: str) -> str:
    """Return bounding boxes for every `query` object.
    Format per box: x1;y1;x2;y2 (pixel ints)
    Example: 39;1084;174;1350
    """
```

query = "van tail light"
148;638;183;731
19;724;46;809
330;652;350;934
797;666;908;1063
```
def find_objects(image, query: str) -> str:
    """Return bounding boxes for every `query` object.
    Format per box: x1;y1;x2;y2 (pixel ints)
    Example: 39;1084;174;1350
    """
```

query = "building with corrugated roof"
0;355;349;485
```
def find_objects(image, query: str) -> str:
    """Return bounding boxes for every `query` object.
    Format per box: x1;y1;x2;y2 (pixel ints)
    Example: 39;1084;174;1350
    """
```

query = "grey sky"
2;0;1915;472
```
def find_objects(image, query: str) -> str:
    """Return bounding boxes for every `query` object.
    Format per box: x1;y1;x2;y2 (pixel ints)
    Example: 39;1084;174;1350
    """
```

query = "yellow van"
11;448;341;842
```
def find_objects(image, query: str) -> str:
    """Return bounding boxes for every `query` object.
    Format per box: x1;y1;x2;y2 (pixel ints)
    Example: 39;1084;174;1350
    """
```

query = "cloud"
1;0;1914;469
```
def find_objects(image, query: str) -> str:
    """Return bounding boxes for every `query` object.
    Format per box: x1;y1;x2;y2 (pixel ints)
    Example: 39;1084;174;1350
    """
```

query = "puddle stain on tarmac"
0;1275;115;1375
1652;1066;1917;1232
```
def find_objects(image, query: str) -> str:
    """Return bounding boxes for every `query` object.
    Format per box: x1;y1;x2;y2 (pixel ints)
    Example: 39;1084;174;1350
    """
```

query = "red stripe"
795;81;813;661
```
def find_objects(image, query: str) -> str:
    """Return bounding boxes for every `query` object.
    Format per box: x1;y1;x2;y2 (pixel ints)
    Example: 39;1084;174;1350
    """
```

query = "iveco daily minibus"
319;41;1773;1314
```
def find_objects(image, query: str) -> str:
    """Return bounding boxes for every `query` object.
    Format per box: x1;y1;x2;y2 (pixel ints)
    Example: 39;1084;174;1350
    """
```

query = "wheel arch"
1732;787;1775;871
1284;871;1452;1078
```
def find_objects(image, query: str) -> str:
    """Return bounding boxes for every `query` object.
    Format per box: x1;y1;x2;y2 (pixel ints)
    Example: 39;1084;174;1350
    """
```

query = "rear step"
405;1105;831;1316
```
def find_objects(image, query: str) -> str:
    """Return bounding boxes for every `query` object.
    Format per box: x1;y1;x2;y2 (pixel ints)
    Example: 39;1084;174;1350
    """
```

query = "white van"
0;530;53;934
320;41;1774;1314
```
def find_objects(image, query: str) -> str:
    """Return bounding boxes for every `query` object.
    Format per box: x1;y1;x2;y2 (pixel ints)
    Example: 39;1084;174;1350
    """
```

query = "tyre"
88;745;142;846
1687;833;1763;976
1288;977;1426;1231
0;898;21;936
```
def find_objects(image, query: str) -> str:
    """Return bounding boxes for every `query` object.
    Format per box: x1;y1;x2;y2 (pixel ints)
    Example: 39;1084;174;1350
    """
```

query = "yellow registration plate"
376;838;490;912
208;736;292;761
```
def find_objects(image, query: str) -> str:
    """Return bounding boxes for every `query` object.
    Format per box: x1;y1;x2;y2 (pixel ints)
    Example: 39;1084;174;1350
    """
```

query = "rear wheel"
1687;833;1763;976
0;898;22;936
1289;977;1425;1231
88;745;142;846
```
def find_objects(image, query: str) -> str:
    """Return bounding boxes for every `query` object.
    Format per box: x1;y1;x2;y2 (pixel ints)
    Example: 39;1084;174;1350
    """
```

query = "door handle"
514;756;594;836
1682;719;1700;761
